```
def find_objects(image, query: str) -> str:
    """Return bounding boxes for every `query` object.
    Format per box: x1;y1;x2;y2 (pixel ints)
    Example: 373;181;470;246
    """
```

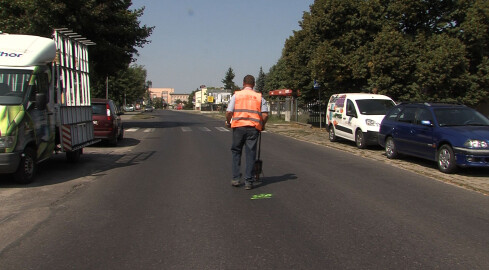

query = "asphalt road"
1;110;489;269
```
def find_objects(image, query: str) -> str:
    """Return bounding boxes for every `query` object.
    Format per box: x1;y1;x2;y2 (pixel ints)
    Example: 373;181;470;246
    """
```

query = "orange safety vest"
231;89;264;131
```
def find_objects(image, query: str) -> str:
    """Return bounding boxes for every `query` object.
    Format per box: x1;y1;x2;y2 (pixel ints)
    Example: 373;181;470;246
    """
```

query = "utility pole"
314;80;321;129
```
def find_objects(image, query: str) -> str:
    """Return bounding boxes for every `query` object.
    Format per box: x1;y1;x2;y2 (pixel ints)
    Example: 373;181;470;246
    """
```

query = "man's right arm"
225;95;236;127
225;111;233;127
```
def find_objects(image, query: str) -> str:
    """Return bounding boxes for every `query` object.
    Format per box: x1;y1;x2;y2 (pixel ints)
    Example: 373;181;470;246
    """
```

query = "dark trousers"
231;126;259;184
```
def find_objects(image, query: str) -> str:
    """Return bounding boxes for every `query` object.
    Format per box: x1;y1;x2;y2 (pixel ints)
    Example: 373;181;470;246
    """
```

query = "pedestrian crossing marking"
215;127;230;132
128;127;230;133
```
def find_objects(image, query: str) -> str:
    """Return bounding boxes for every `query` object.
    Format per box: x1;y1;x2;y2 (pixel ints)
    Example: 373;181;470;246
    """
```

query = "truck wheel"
66;149;81;163
14;148;36;184
355;130;367;149
385;137;398;159
437;144;457;174
329;126;337;142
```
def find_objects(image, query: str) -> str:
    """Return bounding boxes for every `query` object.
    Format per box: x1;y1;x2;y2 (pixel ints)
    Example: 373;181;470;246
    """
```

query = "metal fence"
268;98;326;127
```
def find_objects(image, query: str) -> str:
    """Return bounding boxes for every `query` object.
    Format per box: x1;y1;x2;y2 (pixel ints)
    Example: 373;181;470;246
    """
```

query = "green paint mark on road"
251;193;273;200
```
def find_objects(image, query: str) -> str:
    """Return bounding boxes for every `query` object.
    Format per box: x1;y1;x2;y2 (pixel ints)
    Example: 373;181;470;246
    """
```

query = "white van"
326;93;395;148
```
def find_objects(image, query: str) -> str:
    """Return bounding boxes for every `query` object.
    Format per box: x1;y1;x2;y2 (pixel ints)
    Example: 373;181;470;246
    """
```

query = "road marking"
181;127;192;132
215;127;230;132
199;127;211;132
144;128;154;133
251;193;273;200
126;128;139;132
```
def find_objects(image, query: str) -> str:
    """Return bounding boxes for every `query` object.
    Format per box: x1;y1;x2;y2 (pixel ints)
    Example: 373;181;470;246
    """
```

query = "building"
170;93;190;105
195;87;208;110
207;89;232;105
148;88;174;104
195;88;232;111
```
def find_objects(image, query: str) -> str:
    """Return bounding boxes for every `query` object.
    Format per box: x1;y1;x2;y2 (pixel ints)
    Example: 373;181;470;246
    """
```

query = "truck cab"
0;30;97;184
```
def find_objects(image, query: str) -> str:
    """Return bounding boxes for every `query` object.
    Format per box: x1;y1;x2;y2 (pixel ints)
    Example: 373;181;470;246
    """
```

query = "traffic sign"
313;80;320;90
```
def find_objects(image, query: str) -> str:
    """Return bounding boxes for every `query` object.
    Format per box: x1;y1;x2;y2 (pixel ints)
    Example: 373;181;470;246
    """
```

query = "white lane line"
215;127;230;132
199;127;211;132
181;127;192;132
126;128;139;132
144;128;154;133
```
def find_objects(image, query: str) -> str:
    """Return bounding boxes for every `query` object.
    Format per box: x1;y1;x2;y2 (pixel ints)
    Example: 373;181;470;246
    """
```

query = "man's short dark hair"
243;75;255;86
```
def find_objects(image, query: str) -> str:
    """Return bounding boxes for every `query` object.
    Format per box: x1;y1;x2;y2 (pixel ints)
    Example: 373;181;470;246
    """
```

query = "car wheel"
118;125;124;140
109;134;118;146
355;129;367;149
329;125;337;142
66;149;82;163
14;147;36;184
437;144;457;174
385;137;398;159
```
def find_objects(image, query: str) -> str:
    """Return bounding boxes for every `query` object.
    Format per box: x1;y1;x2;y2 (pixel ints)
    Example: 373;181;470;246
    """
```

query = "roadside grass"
267;115;287;124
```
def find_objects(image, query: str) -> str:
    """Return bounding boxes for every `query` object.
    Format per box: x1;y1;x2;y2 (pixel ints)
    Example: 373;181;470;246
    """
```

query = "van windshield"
356;99;395;115
0;69;32;105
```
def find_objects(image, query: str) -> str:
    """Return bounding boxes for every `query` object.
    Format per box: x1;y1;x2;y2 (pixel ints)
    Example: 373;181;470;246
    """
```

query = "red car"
91;98;124;146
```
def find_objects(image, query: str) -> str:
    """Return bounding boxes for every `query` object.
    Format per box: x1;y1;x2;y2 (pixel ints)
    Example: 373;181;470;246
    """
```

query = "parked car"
91;98;124;146
144;105;154;112
326;93;396;148
378;102;489;173
124;104;135;112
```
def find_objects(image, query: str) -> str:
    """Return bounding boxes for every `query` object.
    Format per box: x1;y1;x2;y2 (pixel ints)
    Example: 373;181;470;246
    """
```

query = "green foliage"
185;90;197;109
92;64;148;106
264;58;288;97
0;0;154;101
222;67;238;90
255;67;266;93
264;0;489;106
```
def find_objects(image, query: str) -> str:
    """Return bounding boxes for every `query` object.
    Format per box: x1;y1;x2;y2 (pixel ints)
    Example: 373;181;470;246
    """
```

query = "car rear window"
92;104;106;115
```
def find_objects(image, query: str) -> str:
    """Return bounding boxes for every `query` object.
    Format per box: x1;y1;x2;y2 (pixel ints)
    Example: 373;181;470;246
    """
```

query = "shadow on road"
256;173;298;188
0;148;156;188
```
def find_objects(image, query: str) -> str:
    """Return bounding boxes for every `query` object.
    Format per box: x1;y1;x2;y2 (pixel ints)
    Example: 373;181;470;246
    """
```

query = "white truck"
0;29;98;184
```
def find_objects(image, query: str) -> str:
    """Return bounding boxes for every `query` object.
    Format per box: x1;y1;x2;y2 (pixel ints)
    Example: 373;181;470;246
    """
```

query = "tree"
94;64;148;106
264;0;489;106
264;58;288;92
0;0;154;98
185;89;197;109
255;67;266;93
222;67;238;90
152;97;163;109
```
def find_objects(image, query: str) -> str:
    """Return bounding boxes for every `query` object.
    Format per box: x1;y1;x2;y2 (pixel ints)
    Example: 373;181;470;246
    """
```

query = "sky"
130;0;314;93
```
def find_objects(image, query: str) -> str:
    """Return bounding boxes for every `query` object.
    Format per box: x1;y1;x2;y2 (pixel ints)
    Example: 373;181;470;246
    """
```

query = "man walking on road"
226;75;269;190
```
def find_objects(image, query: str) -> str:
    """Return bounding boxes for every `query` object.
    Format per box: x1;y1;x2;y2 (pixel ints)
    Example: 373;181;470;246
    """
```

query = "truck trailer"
0;29;99;184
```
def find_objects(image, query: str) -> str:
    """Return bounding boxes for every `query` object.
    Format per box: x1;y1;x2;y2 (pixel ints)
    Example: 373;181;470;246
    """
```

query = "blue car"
378;103;489;173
